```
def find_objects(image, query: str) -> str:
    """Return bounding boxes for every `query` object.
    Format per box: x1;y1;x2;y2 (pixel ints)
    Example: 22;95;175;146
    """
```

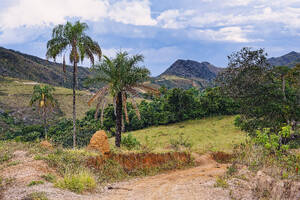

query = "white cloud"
188;26;262;43
0;0;156;30
108;0;157;26
0;27;47;44
156;9;195;29
0;0;108;29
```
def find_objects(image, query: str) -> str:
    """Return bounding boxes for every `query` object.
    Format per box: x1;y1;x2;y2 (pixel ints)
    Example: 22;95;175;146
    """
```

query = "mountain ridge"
1;46;300;90
0;46;92;89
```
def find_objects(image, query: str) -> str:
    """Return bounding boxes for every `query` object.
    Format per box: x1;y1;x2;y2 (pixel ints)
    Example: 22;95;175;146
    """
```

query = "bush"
22;192;48;200
43;148;98;175
55;170;96;193
22;131;42;142
121;134;140;150
170;134;193;150
214;176;228;188
41;173;56;183
255;126;292;154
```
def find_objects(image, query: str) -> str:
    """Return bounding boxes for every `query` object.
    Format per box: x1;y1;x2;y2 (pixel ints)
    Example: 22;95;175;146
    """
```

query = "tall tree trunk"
43;107;47;140
72;61;77;148
282;76;287;102
115;92;122;147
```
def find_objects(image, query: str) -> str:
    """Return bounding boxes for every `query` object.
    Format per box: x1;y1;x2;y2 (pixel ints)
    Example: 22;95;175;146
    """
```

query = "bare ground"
0;151;233;200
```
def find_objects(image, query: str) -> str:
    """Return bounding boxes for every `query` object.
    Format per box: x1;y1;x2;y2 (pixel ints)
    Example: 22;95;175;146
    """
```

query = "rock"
88;130;110;156
290;182;300;200
40;140;53;149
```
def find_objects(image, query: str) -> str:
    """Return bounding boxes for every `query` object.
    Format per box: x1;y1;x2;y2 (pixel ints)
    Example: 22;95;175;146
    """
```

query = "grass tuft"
22;192;48;200
214;176;228;188
41;173;56;183
55;170;96;193
27;180;44;187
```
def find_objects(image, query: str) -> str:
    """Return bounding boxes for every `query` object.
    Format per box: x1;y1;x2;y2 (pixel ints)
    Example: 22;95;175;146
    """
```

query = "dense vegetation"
0;86;238;147
218;47;300;148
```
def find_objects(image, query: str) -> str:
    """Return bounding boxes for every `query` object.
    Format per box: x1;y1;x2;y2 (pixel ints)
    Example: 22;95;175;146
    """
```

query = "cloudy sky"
0;0;300;76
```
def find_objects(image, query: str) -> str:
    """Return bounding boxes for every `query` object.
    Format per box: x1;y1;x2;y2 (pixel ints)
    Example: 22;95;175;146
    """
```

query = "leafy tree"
162;88;197;122
217;47;299;135
30;85;57;140
46;21;102;148
87;51;156;147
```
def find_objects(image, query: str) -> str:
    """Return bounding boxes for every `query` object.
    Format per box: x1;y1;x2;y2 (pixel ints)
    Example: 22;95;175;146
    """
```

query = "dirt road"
100;154;231;200
1;151;231;200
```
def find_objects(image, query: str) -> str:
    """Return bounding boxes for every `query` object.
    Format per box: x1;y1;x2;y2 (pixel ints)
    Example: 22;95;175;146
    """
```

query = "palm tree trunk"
115;92;122;147
72;61;77;148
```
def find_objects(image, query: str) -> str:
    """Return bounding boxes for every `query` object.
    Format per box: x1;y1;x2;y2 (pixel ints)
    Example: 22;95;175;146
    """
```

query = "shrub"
43;148;97;175
121;134;140;150
41;173;56;183
22;131;42;142
27;180;44;187
255;126;292;154
214;176;228;188
170;134;192;150
22;192;48;200
55;170;96;193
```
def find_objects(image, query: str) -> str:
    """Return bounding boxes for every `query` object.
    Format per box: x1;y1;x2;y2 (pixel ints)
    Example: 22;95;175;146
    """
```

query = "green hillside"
111;115;246;153
0;76;94;123
0;46;92;89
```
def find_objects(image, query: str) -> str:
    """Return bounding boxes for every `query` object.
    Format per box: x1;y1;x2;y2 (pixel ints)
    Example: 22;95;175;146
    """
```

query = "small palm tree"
30;85;57;140
46;21;102;148
87;51;158;147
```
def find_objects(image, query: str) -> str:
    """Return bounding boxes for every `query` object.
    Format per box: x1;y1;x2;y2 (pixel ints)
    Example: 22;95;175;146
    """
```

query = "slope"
0;46;92;89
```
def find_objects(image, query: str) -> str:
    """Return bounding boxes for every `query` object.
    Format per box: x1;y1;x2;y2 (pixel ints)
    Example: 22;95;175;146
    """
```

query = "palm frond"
100;98;107;126
94;100;102;119
135;84;159;95
88;85;109;106
131;97;141;120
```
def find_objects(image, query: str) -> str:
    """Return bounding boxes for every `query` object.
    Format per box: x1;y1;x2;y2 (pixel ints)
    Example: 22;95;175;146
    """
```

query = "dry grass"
110;116;246;153
0;76;145;119
0;76;93;119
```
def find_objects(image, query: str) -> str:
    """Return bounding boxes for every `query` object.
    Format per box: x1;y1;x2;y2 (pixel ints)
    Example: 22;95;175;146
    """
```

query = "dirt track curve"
1;151;231;200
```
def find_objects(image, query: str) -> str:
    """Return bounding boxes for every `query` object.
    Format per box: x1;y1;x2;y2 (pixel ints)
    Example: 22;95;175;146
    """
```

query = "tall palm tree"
46;21;102;148
87;51;158;147
30;85;57;140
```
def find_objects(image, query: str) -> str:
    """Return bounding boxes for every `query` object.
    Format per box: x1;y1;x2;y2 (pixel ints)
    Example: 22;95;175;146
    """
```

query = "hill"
160;59;222;80
150;60;222;89
110;115;246;153
0;76;94;125
0;46;92;89
268;51;300;67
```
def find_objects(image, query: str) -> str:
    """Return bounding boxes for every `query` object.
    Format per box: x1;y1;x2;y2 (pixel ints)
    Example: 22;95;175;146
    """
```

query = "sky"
0;0;300;76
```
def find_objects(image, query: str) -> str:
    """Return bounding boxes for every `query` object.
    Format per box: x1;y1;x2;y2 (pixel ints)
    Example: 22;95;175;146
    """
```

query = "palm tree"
87;51;158;147
30;85;57;140
46;21;102;148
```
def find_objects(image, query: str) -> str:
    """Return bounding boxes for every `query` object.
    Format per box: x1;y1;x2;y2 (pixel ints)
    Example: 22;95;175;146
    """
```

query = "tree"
216;47;294;133
87;51;157;147
46;21;102;148
30;85;57;140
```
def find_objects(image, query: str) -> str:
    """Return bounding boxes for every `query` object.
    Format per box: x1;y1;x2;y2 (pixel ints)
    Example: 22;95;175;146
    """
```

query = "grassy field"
111;115;246;153
0;76;93;119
